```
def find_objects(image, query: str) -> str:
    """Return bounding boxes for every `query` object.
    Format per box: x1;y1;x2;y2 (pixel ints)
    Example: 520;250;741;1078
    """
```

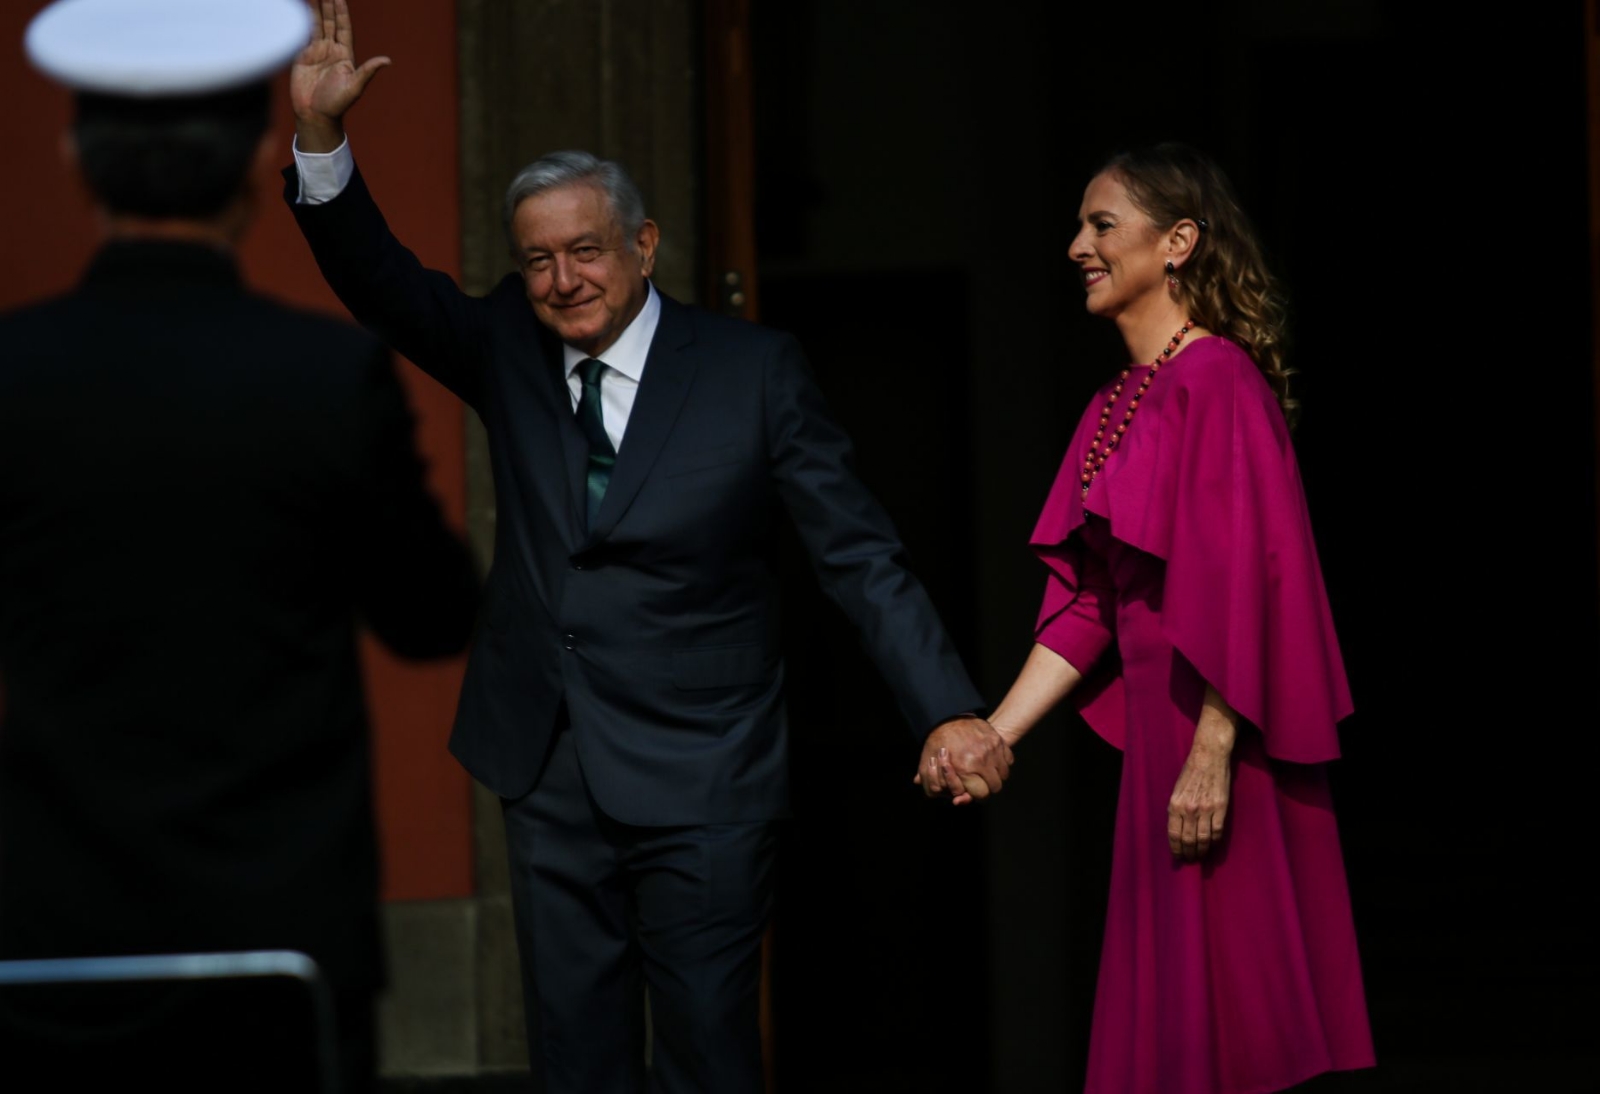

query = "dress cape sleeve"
1028;338;1352;763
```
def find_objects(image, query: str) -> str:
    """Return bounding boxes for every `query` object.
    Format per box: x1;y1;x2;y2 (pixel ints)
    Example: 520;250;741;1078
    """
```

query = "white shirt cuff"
292;135;354;205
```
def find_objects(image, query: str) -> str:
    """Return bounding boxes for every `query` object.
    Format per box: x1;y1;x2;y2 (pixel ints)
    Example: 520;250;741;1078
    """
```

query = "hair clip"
1197;217;1209;231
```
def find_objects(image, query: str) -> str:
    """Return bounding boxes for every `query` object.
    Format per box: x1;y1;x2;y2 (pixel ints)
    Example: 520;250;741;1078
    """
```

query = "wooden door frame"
702;6;773;1089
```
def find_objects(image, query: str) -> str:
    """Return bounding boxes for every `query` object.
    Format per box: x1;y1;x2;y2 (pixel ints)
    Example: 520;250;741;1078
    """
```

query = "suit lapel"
588;295;696;542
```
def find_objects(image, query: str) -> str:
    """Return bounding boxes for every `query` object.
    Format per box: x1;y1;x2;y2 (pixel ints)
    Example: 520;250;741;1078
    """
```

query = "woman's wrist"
989;713;1027;748
1196;703;1241;754
1192;716;1236;756
1193;690;1239;756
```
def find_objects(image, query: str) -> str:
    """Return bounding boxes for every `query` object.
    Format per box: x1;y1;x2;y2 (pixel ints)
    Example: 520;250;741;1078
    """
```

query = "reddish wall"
0;1;474;902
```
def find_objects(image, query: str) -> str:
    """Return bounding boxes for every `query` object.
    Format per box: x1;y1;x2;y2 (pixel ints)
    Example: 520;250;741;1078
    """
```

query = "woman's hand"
1168;685;1238;861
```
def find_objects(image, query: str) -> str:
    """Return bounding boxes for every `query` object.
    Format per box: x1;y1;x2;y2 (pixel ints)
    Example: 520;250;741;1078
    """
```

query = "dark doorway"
746;2;1597;1092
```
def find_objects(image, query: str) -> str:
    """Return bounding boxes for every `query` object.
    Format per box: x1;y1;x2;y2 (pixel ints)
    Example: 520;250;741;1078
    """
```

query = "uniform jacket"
0;240;480;994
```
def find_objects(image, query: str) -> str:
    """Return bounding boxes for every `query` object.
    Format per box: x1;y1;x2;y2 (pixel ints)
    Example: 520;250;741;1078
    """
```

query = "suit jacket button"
564;634;577;650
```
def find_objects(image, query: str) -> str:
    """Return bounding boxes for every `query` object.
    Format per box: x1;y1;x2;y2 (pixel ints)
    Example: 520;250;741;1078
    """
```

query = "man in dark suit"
285;3;1011;1090
0;2;480;1091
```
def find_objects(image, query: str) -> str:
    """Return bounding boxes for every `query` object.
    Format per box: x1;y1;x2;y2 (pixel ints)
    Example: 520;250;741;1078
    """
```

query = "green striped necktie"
575;357;616;527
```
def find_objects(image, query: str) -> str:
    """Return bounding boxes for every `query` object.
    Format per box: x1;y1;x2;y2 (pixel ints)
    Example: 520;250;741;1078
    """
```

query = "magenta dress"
1031;337;1374;1094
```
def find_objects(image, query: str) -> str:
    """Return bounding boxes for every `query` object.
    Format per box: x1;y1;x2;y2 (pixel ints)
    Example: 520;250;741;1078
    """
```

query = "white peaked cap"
25;0;313;96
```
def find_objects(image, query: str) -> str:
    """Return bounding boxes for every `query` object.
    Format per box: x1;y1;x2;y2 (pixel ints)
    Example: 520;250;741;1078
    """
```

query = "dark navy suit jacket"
288;168;984;826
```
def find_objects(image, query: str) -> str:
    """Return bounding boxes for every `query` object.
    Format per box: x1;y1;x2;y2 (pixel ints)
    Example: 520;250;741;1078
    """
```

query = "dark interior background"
750;3;1598;1092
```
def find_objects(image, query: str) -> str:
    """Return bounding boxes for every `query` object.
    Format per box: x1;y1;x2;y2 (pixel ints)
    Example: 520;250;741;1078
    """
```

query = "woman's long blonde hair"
1104;143;1297;427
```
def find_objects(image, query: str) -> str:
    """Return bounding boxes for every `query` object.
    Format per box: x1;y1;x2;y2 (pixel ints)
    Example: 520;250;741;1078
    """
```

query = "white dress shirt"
558;288;657;452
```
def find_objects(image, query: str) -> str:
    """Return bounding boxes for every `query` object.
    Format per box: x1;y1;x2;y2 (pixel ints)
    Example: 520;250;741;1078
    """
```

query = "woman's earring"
1165;261;1180;290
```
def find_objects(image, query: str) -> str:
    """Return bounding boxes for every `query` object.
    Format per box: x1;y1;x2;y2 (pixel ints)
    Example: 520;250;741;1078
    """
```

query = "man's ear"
636;219;660;277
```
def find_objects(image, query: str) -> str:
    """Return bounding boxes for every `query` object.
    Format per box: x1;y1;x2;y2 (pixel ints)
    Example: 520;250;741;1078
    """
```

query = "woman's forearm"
1194;683;1239;757
988;643;1086;746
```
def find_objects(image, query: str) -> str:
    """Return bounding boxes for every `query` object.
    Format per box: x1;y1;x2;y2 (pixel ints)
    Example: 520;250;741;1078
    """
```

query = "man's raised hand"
290;0;389;150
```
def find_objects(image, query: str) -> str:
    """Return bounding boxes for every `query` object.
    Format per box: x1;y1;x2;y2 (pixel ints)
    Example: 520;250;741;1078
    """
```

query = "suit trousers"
502;723;779;1094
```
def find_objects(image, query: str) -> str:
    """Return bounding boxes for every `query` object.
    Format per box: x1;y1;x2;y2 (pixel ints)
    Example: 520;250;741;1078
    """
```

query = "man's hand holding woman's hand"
913;715;1016;806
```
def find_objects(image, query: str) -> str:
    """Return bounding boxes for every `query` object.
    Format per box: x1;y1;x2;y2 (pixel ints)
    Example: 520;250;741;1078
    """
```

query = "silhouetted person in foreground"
0;2;479;1090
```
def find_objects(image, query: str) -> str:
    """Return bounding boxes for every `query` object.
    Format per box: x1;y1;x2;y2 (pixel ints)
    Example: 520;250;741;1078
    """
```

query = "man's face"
511;182;659;357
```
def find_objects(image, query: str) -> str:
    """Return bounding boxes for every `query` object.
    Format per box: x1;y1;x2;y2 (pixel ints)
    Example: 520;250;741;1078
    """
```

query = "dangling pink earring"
1165;261;1180;290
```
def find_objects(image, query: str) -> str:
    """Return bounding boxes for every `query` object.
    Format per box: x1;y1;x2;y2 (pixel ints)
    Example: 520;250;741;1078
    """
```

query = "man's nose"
551;255;582;293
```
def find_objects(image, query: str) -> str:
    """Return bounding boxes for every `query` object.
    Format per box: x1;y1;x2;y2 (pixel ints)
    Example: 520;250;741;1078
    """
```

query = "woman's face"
1070;172;1169;320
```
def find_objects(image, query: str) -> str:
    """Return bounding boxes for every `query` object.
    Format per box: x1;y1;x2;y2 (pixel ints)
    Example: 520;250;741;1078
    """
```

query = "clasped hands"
913;715;1016;806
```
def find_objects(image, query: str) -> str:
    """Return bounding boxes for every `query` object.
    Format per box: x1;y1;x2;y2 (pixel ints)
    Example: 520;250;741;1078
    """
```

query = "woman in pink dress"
939;144;1375;1092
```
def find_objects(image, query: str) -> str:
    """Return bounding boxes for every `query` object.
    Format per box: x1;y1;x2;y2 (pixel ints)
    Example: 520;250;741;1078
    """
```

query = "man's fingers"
970;741;1009;783
334;0;355;50
949;746;1010;790
945;754;1002;795
977;719;1015;770
352;56;391;93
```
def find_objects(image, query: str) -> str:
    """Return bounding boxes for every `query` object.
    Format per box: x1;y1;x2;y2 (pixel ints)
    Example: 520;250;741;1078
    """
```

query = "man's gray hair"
502;150;648;254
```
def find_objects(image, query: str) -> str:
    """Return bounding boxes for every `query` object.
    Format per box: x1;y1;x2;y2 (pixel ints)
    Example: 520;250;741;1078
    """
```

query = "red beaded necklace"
1080;319;1195;497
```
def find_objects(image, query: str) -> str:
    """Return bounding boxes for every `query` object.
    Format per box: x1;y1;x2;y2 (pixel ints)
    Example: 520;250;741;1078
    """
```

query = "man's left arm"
762;333;1011;802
